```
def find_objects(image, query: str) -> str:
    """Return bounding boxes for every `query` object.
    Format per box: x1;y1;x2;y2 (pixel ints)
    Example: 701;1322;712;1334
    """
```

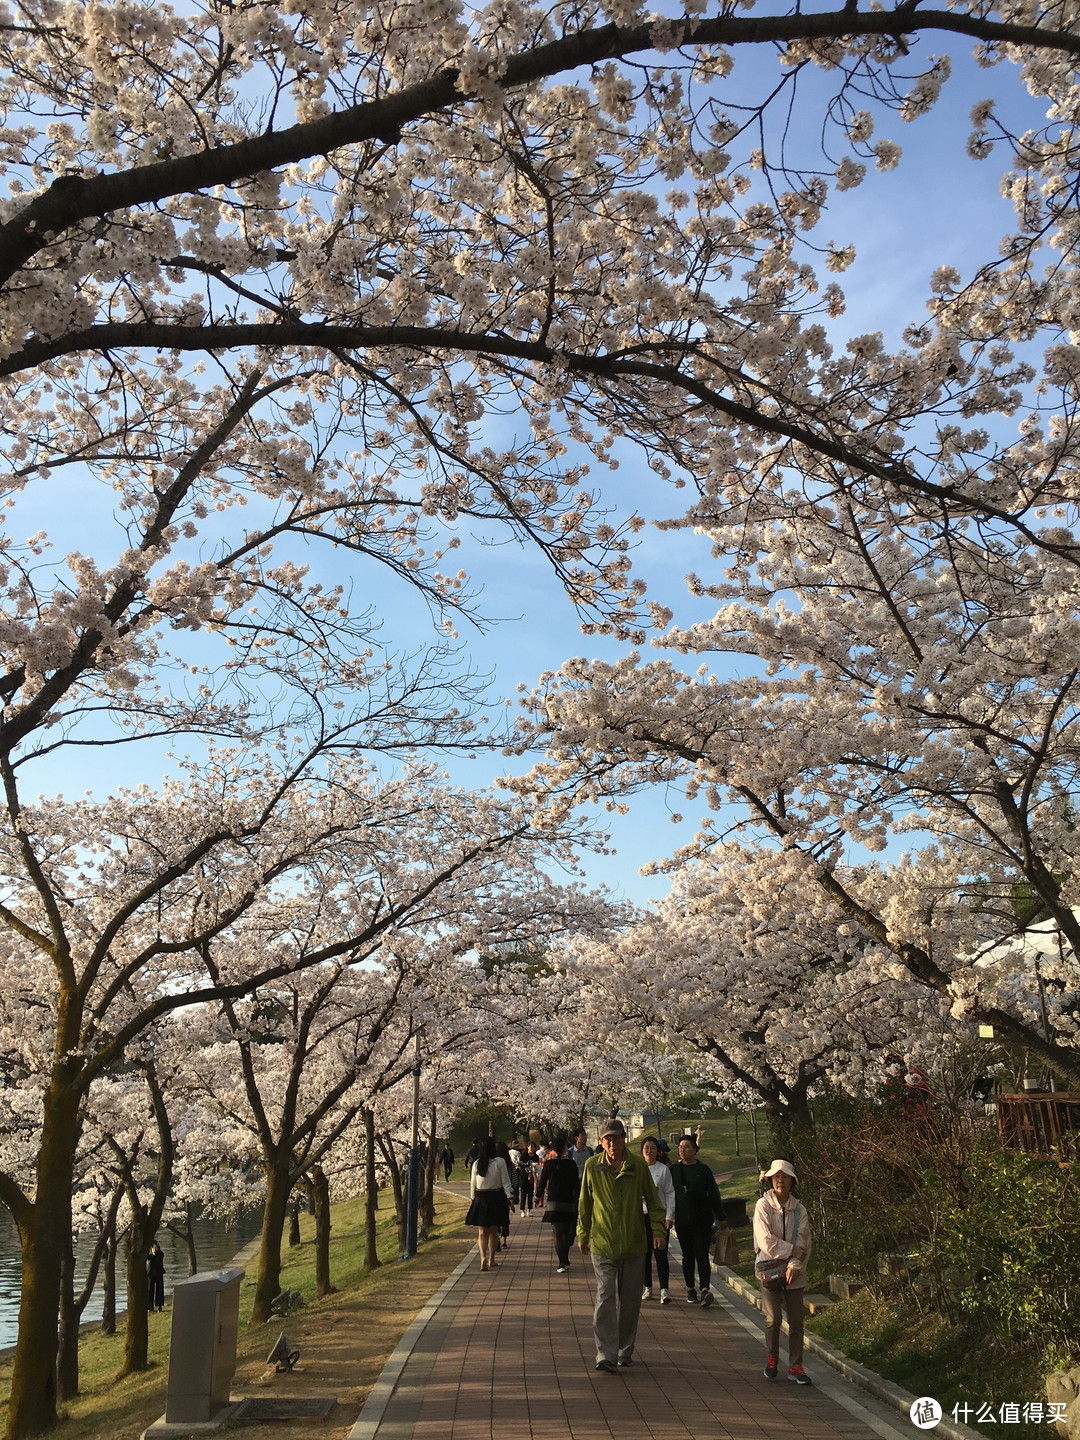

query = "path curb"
346;1248;477;1440
717;1268;989;1440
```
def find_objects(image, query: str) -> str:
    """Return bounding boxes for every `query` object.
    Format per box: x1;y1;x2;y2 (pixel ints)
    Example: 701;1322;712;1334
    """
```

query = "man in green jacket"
577;1117;667;1372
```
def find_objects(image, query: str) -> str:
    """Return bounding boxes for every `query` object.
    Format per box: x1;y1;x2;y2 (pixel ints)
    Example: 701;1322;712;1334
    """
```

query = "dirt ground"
216;1221;475;1440
227;1236;471;1438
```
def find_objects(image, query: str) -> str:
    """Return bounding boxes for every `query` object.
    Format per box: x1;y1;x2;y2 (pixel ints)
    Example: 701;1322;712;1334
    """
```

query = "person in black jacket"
535;1132;580;1273
670;1135;728;1307
147;1241;166;1312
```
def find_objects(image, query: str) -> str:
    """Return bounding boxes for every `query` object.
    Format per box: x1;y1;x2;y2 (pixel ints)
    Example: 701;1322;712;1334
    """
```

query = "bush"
790;1093;1080;1412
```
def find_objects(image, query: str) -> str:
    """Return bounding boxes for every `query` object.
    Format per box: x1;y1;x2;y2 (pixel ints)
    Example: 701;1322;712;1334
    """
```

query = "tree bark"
309;1169;335;1298
363;1109;380;1272
421;1105;438;1236
288;1195;302;1248
376;1134;406;1253
250;1156;292;1325
101;1226;118;1336
117;1065;176;1377
56;1237;78;1403
5;1081;80;1440
165;1202;198;1276
120;1215;152;1379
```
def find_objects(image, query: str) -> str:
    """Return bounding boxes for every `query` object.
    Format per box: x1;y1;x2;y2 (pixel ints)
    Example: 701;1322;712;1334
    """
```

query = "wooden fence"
995;1093;1080;1158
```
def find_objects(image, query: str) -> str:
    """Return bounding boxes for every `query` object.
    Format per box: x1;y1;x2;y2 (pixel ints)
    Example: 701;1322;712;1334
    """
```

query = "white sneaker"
642;1286;653;1301
659;1288;672;1304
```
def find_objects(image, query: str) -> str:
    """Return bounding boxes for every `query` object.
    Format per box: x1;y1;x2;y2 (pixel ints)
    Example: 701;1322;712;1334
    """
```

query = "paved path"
350;1184;915;1440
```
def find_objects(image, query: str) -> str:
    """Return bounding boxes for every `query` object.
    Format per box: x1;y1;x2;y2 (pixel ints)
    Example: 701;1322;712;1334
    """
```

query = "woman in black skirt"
466;1138;515;1270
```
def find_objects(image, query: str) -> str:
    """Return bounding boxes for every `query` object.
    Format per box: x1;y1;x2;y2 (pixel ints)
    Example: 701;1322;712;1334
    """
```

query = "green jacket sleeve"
576;1156;594;1246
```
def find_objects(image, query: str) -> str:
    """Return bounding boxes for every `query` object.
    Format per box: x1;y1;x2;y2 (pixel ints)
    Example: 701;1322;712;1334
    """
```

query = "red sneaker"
787;1365;812;1386
763;1355;778;1379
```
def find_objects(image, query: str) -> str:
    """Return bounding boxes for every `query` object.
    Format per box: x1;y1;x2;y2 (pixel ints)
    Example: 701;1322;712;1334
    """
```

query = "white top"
753;1191;811;1285
470;1157;513;1200
645;1159;676;1222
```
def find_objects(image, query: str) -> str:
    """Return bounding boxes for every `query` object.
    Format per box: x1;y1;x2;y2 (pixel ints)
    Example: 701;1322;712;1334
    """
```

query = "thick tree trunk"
250;1158;292;1325
57;1237;78;1403
5;1083;80;1440
119;1217;151;1377
363;1109;380;1272
101;1226;118;1335
309;1169;335;1298
288;1195;302;1248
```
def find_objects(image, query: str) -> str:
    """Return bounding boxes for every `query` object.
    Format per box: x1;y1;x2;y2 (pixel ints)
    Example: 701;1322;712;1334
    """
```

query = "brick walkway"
351;1185;913;1440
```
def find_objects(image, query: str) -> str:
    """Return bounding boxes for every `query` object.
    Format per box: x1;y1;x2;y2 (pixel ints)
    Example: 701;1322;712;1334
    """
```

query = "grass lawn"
0;1186;473;1440
806;1287;1055;1439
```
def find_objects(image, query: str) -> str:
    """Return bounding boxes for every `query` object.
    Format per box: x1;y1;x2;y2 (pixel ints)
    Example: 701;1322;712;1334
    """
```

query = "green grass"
0;1187;472;1440
808;1287;1056;1439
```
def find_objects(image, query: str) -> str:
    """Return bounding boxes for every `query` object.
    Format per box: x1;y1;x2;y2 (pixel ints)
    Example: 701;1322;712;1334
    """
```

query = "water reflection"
0;1207;263;1349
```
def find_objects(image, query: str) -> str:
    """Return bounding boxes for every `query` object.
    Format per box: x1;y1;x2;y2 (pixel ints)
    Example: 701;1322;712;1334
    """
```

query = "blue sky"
14;24;1049;910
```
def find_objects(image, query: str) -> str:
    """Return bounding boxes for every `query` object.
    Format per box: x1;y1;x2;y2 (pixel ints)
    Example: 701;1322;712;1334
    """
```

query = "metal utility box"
164;1267;244;1424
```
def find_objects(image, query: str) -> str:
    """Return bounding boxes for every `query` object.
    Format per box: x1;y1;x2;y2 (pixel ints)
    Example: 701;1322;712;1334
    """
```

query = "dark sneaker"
686;1288;698;1304
787;1365;812;1386
764;1355;778;1379
595;1359;618;1374
617;1357;634;1367
700;1289;715;1308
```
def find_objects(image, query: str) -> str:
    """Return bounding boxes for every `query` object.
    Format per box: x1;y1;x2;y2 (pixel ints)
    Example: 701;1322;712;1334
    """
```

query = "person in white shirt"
466;1138;515;1271
639;1137;676;1302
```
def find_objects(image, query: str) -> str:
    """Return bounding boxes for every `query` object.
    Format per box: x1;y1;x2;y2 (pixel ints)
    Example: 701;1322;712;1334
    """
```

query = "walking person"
147;1241;166;1312
495;1140;514;1249
754;1158;812;1385
519;1144;538;1212
466;1138;515;1271
577;1118;667;1373
535;1132;580;1273
440;1143;454;1182
670;1133;728;1307
639;1136;675;1303
569;1128;593;1176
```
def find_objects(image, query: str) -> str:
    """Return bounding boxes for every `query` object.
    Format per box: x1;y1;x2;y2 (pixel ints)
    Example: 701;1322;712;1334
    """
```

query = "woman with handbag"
670;1134;728;1307
753;1158;812;1385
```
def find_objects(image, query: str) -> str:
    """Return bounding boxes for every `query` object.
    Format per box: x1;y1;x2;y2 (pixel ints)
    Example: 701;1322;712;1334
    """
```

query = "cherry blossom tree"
560;843;954;1141
4;4;1080;1438
0;754;605;1436
513;514;1080;1080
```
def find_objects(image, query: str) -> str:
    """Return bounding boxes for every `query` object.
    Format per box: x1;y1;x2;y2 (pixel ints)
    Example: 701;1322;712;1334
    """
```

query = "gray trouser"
760;1284;805;1366
591;1252;645;1363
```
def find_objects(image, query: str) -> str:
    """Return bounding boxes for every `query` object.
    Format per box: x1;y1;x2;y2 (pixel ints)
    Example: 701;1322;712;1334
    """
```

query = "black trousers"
148;1274;165;1310
642;1215;670;1288
676;1222;712;1292
549;1219;575;1267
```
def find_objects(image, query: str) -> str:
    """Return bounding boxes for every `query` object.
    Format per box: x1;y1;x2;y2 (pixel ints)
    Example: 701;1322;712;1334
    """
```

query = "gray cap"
598;1118;627;1139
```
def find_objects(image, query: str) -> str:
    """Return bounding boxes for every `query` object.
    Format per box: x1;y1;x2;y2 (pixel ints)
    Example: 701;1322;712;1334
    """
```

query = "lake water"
0;1207;263;1349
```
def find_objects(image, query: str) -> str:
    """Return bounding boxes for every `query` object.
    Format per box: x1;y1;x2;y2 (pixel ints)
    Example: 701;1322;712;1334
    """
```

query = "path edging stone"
346;1248;476;1440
